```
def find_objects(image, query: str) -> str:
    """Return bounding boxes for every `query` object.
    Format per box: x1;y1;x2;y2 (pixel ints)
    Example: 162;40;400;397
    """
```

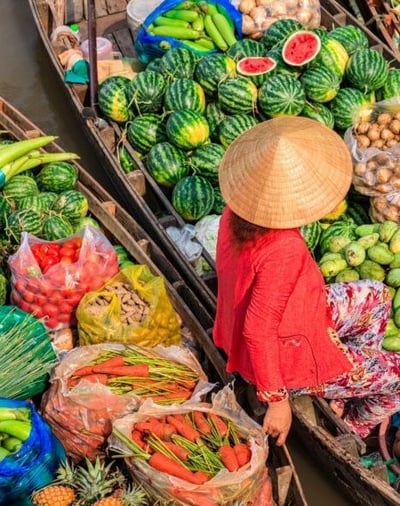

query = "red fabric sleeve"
243;235;308;395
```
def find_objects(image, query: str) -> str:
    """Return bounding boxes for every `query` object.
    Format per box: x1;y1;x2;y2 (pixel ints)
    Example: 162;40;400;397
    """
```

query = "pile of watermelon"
97;18;400;226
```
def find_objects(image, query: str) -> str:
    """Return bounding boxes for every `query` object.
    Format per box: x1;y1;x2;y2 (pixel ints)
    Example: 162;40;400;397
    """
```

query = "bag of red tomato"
8;225;119;331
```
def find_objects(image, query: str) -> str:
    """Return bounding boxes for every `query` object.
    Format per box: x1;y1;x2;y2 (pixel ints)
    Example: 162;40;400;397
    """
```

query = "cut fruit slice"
236;56;277;76
282;31;321;66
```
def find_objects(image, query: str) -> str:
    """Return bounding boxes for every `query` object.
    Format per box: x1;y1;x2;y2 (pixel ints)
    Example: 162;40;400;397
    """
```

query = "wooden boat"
28;0;400;504
0;95;307;505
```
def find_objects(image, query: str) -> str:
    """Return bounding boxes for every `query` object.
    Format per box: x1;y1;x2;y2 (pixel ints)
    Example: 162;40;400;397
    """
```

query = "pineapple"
32;459;77;506
92;484;148;506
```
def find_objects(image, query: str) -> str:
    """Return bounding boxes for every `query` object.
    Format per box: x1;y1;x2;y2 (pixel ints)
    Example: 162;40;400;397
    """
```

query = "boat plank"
112;28;136;57
106;0;128;14
65;0;84;24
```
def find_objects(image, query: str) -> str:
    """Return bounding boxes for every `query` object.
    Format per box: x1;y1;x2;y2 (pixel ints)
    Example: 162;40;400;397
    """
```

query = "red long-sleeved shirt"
213;209;353;401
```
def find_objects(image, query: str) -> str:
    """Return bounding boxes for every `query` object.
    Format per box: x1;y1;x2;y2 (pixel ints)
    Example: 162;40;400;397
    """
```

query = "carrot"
135;421;177;440
163;441;190;461
149;452;203;484
148;390;192;403
92;355;125;372
131;429;146;450
73;365;94;377
78;373;109;385
192;411;212;434
193;471;211;484
166;414;201;442
170;487;219;506
208;413;229;437
218;444;239;472
67;377;80;388
233;442;251;467
90;364;149;376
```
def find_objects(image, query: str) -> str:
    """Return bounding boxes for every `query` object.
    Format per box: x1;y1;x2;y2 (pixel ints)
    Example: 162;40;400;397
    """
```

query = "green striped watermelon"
147;142;189;187
301;66;341;103
258;75;306;118
205;102;226;141
159;47;199;79
129;71;167;114
166;109;209;150
172;175;214;221
300;221;322;252
75;216;102;232
301;102;334;129
98;76;133;123
41;214;74;240
164;78;206;113
6;209;42;242
346;48;389;93
17;196;47;213
127;114;167;154
52;190;88;224
38;192;58;209
266;46;301;79
190;143;225;181
261;19;303;50
380;69;400;100
3;175;39;201
117;145;139;174
319;220;358;256
0;197;12;228
146;57;162;72
330;87;373;130
227;39;265;61
36;162;78;192
194;54;236;96
212;186;226;214
218;77;258;115
312;38;349;78
345;201;371;225
327;25;369;56
219;114;258;148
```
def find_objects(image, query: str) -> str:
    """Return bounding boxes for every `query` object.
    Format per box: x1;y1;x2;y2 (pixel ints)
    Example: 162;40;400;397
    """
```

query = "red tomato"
26;278;40;292
22;290;35;303
41;256;59;273
34;293;47;306
49;292;63;306
64;238;82;250
46;271;66;288
58;301;73;314
58;313;72;325
59;257;73;266
86;252;101;264
19;300;31;313
60;246;76;258
45;318;59;329
11;291;21;305
30;304;44;319
38;280;54;298
14;279;26;294
43;303;59;318
68;293;83;306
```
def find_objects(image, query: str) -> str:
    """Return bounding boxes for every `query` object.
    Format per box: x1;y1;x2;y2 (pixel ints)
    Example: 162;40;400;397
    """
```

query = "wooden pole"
87;0;98;112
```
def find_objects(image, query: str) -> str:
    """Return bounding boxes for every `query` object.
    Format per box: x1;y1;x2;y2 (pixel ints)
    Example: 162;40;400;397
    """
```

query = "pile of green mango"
318;220;400;351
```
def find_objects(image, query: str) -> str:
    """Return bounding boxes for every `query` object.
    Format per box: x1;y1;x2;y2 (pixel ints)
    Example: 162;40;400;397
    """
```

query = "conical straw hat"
219;117;353;228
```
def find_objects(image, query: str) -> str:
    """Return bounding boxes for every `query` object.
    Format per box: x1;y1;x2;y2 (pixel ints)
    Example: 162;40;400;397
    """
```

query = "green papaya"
357;260;386;281
379;220;399;243
357;233;379;250
382;336;400;351
319;259;348;278
355;223;380;237
386;268;400;288
335;268;360;282
344;241;366;267
390;229;400;254
367;244;395;265
390;252;400;269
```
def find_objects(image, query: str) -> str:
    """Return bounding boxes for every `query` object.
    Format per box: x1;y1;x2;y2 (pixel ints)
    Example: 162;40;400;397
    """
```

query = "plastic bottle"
69;23;80;42
80;37;113;60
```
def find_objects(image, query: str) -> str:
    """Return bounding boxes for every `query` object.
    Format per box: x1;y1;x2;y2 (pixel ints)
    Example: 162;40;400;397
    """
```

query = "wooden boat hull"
0;95;307;505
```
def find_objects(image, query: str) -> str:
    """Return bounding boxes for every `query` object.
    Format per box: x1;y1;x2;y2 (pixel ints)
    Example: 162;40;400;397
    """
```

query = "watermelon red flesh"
237;57;277;76
282;31;321;66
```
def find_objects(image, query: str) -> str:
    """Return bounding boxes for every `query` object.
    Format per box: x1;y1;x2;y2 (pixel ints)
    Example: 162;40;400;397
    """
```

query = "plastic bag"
193;214;221;261
127;0;165;39
0;398;65;505
109;385;269;504
166;224;203;263
135;0;243;63
77;264;181;347
344;98;400;222
231;0;321;38
41;343;211;462
8;226;119;331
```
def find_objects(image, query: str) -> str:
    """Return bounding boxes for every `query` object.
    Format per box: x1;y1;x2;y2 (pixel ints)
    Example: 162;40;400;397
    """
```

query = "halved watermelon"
237;57;277;76
282;31;321;67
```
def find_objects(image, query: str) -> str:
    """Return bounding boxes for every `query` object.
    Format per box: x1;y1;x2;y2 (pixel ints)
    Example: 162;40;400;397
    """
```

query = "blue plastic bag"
0;398;65;505
135;0;242;64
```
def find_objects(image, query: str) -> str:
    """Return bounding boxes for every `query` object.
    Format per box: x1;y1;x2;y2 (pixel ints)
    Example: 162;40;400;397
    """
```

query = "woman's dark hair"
229;211;268;248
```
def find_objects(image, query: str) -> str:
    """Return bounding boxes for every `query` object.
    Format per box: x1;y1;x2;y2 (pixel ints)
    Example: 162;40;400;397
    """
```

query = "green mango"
390;228;400;254
390;252;400;269
357;233;379;250
367;244;395;265
344;241;366;267
382;336;400;352
379;220;399;243
394;306;400;328
327;236;353;253
335;268;360;282
318;252;345;264
357;260;386;281
355;223;379;237
393;288;400;311
384;318;400;338
386;268;400;288
319;259;348;278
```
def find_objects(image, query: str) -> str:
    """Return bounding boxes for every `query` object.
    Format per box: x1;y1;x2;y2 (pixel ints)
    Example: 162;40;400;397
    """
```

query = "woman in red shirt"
214;117;396;445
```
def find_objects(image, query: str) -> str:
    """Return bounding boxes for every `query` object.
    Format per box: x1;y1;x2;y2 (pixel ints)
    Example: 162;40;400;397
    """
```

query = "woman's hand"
262;398;292;446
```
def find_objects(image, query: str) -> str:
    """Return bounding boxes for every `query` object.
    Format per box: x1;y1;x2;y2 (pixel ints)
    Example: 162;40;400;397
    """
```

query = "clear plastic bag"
0;398;65;504
76;264;181;347
344;98;400;222
109;385;269;504
231;0;321;38
8;226;119;331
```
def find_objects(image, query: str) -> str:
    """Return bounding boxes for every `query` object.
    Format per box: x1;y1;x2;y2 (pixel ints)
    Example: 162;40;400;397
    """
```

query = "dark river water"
0;1;356;504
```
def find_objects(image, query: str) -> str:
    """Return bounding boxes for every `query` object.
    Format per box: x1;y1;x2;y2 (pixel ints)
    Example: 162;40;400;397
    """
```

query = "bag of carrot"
108;386;268;505
41;342;212;462
76;264;181;347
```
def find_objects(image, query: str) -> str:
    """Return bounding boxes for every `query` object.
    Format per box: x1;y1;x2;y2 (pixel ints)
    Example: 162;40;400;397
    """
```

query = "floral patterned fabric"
292;279;400;438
